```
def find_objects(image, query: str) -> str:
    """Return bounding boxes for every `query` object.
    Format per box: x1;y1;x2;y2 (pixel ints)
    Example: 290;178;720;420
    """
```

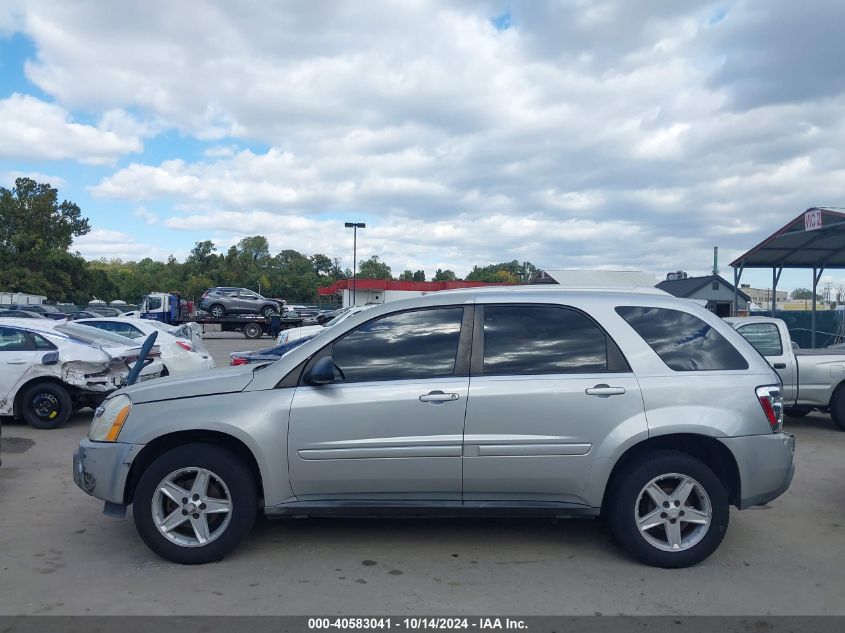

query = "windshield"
41;305;60;313
321;308;356;328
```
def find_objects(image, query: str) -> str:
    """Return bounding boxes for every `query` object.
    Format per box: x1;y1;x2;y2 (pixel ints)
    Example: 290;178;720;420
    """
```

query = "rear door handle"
773;363;787;369
7;360;28;365
585;384;626;397
419;390;460;403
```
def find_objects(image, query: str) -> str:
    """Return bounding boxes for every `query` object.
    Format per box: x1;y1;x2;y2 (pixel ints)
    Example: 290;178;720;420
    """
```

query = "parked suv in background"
200;288;281;318
74;288;794;567
7;304;68;320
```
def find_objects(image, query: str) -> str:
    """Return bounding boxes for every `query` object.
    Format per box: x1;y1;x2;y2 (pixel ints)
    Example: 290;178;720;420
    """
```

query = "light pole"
344;222;366;307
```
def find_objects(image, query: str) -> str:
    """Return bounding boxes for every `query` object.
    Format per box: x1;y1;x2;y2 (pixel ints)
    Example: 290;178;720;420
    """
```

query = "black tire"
607;450;729;568
243;323;263;339
133;444;257;565
20;382;72;430
829;387;845;430
209;304;225;318
261;305;277;318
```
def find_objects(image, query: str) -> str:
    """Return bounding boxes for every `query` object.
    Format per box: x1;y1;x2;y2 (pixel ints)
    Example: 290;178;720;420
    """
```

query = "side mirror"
41;351;59;365
306;356;341;385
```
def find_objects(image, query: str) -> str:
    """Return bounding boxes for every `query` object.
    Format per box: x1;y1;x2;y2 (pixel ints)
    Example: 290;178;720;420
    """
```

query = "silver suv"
199;287;280;318
73;288;795;567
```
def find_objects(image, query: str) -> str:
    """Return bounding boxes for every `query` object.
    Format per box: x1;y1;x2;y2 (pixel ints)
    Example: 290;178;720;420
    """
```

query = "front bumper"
719;432;795;509
73;439;143;505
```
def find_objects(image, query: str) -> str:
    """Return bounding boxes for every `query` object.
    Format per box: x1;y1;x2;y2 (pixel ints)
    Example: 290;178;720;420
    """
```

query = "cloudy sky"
1;0;844;291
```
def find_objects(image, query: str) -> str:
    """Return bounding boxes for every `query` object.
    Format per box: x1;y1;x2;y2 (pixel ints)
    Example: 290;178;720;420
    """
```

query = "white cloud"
0;93;142;164
72;228;176;260
3;170;66;187
133;206;158;224
5;1;845;277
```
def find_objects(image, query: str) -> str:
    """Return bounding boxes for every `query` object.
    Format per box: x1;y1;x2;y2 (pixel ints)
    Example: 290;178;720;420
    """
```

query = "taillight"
756;385;783;432
175;340;193;352
231;357;249;366
202;291;209;298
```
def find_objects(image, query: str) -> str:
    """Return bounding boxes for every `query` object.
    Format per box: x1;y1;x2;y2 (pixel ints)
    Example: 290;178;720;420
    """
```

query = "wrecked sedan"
0;319;164;429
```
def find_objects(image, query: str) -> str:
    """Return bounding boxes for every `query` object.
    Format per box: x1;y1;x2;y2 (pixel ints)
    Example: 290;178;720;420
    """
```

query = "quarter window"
737;323;783;357
482;305;609;375
331;308;464;382
31;333;57;350
616;306;749;371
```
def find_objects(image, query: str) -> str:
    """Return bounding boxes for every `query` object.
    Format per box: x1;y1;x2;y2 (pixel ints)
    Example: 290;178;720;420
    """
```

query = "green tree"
399;270;414;281
357;255;392;279
791;288;822;301
433;268;457;281
466;260;534;284
309;253;334;276
0;178;91;300
412;270;426;282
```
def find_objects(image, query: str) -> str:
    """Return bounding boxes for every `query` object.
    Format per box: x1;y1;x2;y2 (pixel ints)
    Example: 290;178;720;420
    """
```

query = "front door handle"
585;384;626;397
419;390;460;403
7;360;28;365
773;363;787;369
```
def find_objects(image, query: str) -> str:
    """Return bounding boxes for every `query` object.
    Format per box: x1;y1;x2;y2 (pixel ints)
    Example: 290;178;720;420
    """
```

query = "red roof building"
318;279;515;307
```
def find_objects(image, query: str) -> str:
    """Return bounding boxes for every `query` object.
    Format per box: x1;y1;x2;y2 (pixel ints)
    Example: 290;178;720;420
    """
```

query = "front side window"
482;305;609;375
616;306;748;371
146;297;162;311
0;327;32;351
737;323;783;357
331;308;464;382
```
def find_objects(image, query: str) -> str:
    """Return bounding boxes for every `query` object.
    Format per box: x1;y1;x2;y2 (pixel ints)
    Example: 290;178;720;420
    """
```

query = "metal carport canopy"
730;207;845;347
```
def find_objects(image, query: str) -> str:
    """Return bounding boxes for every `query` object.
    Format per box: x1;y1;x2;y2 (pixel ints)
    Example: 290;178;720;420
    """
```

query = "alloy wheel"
151;467;232;548
635;473;712;552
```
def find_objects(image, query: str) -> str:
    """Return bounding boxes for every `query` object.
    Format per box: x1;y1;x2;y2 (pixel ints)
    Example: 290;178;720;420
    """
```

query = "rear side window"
736;323;783;357
482;305;611;375
616;306;748;371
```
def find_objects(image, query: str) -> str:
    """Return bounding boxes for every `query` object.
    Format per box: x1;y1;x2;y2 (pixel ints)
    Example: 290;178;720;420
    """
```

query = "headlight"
89;394;132;442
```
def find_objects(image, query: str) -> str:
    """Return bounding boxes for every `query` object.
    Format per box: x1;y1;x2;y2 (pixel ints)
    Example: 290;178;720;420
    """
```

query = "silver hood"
121;364;257;404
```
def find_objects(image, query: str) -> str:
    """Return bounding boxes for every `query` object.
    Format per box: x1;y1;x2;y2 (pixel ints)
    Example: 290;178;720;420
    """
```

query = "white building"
532;269;659;288
318;279;514;308
0;291;46;306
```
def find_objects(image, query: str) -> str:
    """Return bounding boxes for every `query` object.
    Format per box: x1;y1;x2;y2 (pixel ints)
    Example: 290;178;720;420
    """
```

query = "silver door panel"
288;378;467;500
462;373;646;503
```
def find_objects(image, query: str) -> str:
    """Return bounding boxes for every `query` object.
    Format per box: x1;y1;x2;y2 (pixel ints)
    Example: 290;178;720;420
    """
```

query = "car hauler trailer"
139;292;303;338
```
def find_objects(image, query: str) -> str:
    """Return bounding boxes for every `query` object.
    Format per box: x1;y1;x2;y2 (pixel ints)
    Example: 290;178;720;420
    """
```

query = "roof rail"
435;285;669;296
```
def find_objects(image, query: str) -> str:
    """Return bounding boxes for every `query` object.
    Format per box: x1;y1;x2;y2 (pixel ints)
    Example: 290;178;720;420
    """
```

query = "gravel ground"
0;335;843;615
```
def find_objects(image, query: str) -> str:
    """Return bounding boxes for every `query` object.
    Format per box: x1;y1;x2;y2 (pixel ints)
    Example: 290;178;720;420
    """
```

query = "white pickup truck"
726;316;845;430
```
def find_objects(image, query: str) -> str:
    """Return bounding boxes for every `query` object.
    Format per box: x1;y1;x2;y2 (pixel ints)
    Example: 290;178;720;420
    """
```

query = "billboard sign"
804;209;823;231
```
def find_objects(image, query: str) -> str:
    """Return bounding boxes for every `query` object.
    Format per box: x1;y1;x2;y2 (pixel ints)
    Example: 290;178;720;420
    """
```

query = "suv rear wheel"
209;304;225;318
133;444;257;564
607;450;729;568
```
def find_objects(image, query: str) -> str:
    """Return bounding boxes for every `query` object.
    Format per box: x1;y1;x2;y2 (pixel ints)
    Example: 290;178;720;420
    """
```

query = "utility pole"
344;222;366;307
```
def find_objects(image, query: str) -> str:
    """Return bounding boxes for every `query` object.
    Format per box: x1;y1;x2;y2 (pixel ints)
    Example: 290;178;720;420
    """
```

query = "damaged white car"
0;320;164;429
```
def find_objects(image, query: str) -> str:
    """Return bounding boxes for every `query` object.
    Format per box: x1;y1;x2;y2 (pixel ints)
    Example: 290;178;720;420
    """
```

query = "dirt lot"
1;334;844;615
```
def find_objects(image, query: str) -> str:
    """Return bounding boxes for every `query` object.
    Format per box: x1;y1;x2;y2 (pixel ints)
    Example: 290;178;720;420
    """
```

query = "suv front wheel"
133;444;257;564
607;450;729;568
